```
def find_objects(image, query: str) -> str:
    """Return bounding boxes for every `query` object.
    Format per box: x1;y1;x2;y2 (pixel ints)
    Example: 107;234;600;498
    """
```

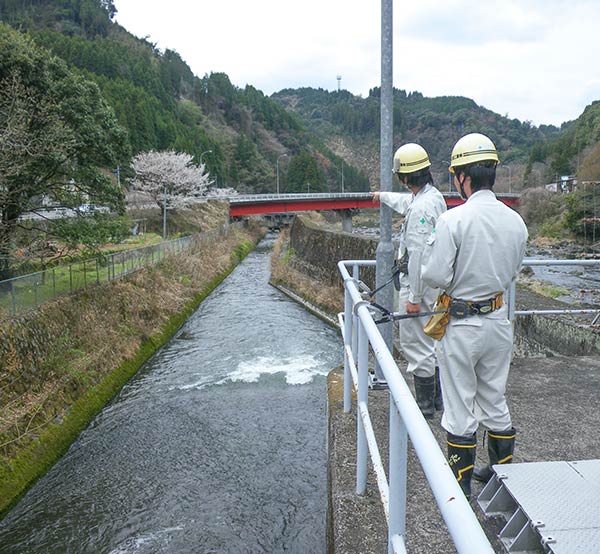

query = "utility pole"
337;75;341;92
341;160;345;193
374;0;394;386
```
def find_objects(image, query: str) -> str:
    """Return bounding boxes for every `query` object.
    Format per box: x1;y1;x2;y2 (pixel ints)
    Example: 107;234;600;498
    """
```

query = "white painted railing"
338;259;495;554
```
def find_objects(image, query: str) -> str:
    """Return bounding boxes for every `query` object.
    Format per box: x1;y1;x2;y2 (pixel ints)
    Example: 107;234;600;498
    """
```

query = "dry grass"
270;230;344;316
0;224;263;459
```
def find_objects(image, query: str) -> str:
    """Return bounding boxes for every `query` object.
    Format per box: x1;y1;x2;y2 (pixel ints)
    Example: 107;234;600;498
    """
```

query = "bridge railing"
230;192;372;203
338;259;495;554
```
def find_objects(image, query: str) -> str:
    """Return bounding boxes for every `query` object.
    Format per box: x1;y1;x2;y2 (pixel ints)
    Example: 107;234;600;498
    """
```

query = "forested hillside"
0;0;369;194
3;0;600;196
272;87;563;189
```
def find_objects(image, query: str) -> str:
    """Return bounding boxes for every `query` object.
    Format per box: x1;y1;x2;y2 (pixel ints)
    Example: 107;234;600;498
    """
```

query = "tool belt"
449;293;503;318
424;292;503;340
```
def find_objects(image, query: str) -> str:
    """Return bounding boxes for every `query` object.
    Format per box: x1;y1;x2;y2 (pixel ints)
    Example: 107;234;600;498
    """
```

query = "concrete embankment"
275;215;600;553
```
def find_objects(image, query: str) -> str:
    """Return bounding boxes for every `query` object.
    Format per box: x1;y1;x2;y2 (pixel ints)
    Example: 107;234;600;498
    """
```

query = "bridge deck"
229;192;520;216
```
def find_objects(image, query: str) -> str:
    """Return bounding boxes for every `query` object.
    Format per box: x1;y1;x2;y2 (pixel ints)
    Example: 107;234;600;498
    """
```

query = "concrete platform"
327;355;600;554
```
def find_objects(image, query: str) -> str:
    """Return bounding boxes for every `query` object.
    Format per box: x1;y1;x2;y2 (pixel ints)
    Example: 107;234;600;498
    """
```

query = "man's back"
422;189;528;302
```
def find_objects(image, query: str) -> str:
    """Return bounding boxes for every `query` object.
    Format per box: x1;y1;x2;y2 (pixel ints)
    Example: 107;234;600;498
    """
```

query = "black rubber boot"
447;432;477;499
473;427;516;483
413;375;435;418
433;367;443;411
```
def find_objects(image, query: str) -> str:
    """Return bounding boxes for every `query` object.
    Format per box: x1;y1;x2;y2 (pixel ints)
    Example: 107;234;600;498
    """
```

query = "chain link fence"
0;228;225;319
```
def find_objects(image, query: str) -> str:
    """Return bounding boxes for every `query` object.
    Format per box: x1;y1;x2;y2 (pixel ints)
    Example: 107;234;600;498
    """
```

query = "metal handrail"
507;257;600;320
338;259;495;554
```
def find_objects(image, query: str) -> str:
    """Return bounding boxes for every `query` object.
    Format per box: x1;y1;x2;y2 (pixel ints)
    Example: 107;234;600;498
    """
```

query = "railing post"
10;280;16;316
388;396;407;553
351;264;360;362
343;281;353;413
356;316;369;494
508;278;516;321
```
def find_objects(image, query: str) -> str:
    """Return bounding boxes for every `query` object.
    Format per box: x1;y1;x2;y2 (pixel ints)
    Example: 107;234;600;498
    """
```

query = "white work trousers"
397;274;438;378
437;309;514;436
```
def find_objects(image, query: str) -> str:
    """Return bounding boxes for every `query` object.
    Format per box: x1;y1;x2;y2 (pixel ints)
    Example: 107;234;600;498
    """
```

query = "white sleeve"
378;192;412;215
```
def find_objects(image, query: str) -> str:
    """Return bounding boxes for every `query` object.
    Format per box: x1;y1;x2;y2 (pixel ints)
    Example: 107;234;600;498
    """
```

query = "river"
0;235;341;554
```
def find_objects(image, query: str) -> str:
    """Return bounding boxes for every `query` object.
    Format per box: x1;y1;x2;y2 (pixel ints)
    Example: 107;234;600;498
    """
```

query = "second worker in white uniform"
372;144;447;418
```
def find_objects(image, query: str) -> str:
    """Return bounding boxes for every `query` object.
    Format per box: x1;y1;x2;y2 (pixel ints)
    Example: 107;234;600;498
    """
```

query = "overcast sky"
113;0;599;128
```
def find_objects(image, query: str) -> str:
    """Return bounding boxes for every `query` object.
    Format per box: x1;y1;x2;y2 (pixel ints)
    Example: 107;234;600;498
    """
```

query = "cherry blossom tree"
131;150;212;211
206;187;239;198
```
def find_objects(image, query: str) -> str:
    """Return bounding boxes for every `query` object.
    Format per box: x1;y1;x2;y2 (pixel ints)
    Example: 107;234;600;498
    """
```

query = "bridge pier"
337;209;353;233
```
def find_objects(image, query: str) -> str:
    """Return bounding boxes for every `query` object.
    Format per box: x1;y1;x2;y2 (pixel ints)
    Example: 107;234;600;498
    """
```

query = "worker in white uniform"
421;133;528;498
371;143;447;417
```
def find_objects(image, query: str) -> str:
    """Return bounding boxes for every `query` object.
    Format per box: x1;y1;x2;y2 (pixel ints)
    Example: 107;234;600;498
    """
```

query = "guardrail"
338;259;495;554
0;229;224;319
339;257;600;553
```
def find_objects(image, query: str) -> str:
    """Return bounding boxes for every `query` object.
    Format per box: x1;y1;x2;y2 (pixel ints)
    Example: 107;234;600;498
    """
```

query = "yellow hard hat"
449;133;499;173
393;143;431;174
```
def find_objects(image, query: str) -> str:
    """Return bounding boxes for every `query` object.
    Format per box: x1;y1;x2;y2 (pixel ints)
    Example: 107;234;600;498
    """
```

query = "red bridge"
229;192;520;216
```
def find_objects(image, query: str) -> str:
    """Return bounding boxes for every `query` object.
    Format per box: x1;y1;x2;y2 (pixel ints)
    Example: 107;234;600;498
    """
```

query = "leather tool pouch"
423;293;451;340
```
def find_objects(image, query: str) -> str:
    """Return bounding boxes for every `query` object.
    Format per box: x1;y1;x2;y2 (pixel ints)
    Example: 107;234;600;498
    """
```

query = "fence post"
96;259;100;284
356;316;369;495
69;264;73;293
388;396;408;552
83;260;87;288
10;280;16;316
34;278;38;307
52;268;56;298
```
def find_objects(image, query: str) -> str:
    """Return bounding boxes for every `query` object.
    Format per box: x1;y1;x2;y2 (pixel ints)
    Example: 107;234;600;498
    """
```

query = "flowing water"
0;235;341;554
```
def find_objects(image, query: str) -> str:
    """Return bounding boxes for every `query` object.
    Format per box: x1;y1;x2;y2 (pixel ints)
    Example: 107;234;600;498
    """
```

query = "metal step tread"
477;460;600;554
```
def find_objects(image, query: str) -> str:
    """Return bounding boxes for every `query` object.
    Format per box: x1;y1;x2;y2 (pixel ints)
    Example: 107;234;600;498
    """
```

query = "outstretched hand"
371;191;380;202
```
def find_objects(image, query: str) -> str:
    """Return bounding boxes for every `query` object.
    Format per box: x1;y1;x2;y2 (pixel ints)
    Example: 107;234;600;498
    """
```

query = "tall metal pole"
442;160;452;192
277;154;287;195
341;159;345;193
163;185;167;239
374;0;394;385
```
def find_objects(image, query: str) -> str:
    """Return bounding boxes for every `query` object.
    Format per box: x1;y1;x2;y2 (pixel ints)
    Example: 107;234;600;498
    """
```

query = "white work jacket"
379;184;446;303
422;189;528;302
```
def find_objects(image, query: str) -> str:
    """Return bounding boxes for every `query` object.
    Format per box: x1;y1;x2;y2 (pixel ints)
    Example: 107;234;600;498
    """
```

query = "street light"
501;165;512;193
200;150;212;166
163;184;167;239
276;154;287;195
441;160;452;192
